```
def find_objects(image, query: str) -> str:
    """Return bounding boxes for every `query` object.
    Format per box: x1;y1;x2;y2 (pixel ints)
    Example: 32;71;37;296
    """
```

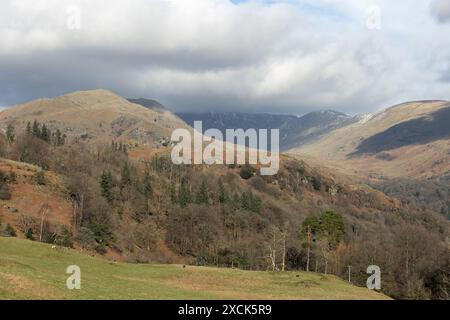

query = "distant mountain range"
293;100;450;180
177;110;359;151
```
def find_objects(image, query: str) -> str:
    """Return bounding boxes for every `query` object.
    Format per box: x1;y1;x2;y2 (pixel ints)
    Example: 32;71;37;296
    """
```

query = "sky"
0;0;449;114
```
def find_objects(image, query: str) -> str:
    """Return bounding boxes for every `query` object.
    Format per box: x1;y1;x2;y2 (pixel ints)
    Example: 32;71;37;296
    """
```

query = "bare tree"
38;204;50;242
306;224;312;272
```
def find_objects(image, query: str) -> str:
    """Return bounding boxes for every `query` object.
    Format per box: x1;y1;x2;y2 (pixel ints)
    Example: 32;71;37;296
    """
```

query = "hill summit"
0;89;189;147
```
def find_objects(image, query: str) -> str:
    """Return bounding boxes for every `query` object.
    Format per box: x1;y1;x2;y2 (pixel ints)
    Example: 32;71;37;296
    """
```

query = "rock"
9;207;18;213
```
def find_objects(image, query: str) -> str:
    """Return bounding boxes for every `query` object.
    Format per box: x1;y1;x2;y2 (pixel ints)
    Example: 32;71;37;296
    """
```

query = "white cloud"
0;0;449;114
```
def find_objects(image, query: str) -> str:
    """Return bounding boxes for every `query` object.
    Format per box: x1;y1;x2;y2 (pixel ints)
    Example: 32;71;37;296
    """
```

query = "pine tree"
41;124;50;142
121;162;132;188
32;120;41;138
100;170;114;202
178;177;191;208
26;122;32;135
218;179;228;204
170;182;177;204
241;190;261;213
196;180;209;205
6;123;15;144
143;173;153;199
26;228;34;240
54;129;65;146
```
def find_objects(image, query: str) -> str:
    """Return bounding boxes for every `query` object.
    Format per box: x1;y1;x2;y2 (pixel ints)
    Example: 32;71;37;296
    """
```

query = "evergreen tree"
218;179;228;204
100;170;114;202
178;177;191;208
54;129;65;146
318;211;345;249
240;190;261;213
170;182;177;204
196;180;209;205
26;121;32;135
32;120;41;138
143;173;153;199
41;124;50;142
6;123;15;144
121;162;132;188
26;228;34;240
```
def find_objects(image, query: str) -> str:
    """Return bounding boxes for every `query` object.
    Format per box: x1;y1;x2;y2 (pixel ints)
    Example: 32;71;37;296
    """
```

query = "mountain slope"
292;101;450;179
177;110;358;151
0;90;189;148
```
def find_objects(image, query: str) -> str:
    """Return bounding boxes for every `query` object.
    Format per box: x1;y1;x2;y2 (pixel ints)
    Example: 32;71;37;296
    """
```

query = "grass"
0;237;389;300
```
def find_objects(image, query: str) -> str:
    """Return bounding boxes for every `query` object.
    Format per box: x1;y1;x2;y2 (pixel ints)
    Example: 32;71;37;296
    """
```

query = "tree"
143;173;153;199
178;177;191;208
26;228;34;240
53;129;65;146
41;124;50;142
32;120;41;138
100;170;114;203
301;216;320;272
26;122;32;135
121;162;132;188
218;179;228;204
266;226;280;272
6;123;15;144
5;224;16;237
319;211;345;249
239;165;255;180
240;190;261;213
196;180;209;205
34;170;46;185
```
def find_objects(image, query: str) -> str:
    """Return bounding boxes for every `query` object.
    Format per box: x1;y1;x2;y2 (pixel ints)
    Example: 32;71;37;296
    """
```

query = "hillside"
0;237;389;300
292;100;450;180
0;90;189;148
177;110;358;151
0;91;448;300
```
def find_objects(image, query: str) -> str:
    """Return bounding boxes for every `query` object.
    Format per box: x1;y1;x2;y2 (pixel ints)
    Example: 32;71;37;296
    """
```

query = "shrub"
25;228;34;240
311;176;322;191
34;171;46;185
0;185;11;200
5;224;17;237
239;165;255;180
7;170;17;183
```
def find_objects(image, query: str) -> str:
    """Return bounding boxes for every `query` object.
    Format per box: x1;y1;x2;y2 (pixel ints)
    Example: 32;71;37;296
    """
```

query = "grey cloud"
0;0;449;115
430;0;450;23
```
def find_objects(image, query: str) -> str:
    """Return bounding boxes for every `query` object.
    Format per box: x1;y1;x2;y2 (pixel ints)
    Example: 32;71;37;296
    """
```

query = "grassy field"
0;237;388;300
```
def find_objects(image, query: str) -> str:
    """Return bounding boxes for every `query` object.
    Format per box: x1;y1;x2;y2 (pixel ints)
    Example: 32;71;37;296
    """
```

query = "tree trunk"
306;225;311;272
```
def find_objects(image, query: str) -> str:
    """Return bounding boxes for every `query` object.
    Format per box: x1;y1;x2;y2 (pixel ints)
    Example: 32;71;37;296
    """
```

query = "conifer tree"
143;173;153;199
26;121;32;135
100;170;114;203
178;177;191;208
41;124;50;142
196;180;209;205
121;162;132;188
32;120;41;138
6;123;15;144
218;179;228;204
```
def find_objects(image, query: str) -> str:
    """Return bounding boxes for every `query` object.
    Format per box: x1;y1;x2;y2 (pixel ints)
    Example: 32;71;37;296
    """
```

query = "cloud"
430;0;450;23
0;0;449;114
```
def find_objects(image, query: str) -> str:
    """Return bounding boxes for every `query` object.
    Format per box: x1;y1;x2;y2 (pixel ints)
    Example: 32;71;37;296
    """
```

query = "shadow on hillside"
350;106;450;156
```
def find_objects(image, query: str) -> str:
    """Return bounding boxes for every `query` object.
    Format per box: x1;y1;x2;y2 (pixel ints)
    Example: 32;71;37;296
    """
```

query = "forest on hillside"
0;122;449;299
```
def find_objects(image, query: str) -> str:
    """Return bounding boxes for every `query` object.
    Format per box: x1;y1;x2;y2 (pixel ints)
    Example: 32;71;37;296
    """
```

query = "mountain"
0;90;189;148
127;98;169;113
292;100;450;180
177;110;358;151
0;91;449;299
